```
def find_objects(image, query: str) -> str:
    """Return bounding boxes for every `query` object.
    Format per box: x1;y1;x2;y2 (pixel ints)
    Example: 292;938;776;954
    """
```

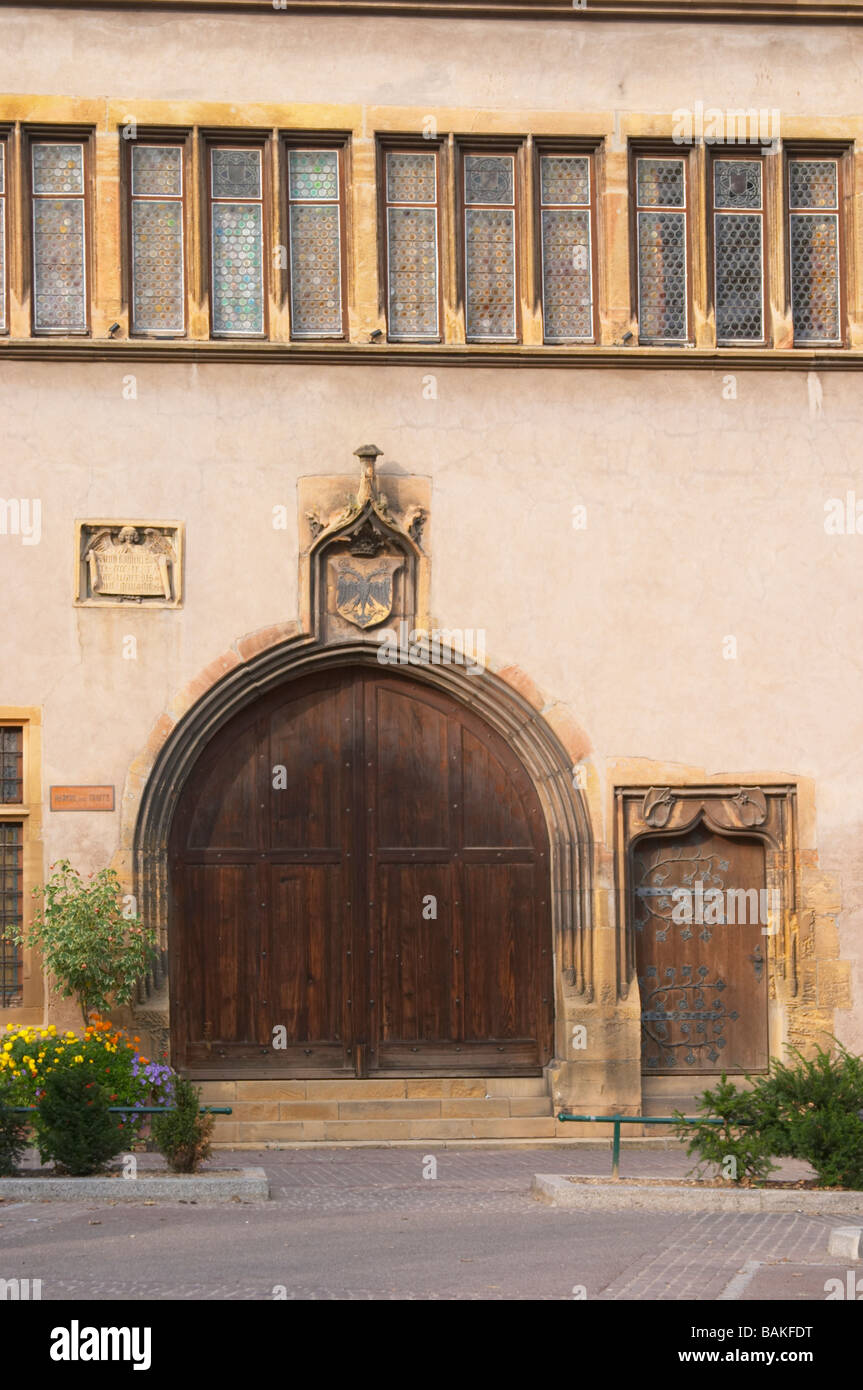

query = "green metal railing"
557;1112;723;1179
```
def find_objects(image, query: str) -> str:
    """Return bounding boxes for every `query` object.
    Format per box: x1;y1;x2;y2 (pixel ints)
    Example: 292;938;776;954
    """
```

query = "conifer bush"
677;1042;863;1189
35;1066;127;1176
151;1075;213;1173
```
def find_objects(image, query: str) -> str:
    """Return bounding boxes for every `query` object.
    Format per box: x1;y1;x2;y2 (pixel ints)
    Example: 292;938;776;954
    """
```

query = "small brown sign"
50;786;115;813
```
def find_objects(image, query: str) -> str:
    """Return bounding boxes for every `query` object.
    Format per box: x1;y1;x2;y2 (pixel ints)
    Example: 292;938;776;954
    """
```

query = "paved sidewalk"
0;1149;852;1301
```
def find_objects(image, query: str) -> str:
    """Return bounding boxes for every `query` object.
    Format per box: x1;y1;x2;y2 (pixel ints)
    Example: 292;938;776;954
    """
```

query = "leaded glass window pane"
637;158;685;208
211;202;264;336
131;146;184;334
387;207;438;340
287;148;343;337
637;212;687;342
540;154;589;207
464;154;516;340
288;149;339;202
386;151;436;205
31;142;87;333
714;213;763;342
789;159;837;211
289;204;342;336
212;148;261;200
385;150;439;341
210;147;264;336
790;215;840;344
132;145;182;198
714;160;761;210
789;158;841;345
0;144;6;333
32;142;83;196
0;822;23;1009
465;155;513;205
541;210;592;341
465;208;515;339
539;155;592;343
635;157;688;344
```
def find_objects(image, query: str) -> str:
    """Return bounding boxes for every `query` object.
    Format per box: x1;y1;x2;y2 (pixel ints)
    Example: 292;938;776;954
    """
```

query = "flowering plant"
0;1015;175;1139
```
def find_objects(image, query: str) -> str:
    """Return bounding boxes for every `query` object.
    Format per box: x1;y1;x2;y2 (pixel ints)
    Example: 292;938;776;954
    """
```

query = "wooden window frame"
0;129;8;337
709;146;769;348
282;134;349;342
785;142;848;350
535;140;599;346
378;137;443;344
458;139;523;345
0;710;43;1024
630;143;693;347
26;127;94;338
204;133;270;341
125;132;191;339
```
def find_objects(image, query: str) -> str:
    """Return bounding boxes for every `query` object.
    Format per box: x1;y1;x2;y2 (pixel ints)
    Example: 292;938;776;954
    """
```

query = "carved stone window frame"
614;783;798;1003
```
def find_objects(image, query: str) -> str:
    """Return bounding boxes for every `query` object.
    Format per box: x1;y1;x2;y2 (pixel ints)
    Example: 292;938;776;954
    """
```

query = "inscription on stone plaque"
75;522;183;607
50;785;115;812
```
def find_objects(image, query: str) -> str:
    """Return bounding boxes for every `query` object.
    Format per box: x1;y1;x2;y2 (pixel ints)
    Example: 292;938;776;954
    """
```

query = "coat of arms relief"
299;445;429;643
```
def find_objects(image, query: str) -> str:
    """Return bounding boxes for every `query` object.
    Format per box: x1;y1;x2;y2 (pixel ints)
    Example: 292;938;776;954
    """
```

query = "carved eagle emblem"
335;562;395;629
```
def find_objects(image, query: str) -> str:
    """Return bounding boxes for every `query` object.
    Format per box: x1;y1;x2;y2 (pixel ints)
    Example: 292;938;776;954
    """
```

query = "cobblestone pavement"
0;1149;854;1301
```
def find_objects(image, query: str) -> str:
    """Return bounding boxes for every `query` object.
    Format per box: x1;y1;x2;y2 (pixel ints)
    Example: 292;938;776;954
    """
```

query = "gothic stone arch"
132;634;594;1068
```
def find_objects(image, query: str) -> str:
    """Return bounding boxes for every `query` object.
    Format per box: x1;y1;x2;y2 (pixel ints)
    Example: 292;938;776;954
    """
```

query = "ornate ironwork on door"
633;825;769;1073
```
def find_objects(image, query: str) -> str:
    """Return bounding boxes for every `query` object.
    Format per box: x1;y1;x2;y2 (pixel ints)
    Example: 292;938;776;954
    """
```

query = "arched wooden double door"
170;667;553;1077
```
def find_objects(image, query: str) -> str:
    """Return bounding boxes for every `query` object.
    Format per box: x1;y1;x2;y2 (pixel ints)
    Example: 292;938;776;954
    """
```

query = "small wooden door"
633;824;769;1074
170;667;553;1077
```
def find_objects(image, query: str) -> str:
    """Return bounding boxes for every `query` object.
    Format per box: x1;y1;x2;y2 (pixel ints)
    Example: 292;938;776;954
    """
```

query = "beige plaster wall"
0;357;860;1052
0;5;860;1071
0;9;860;120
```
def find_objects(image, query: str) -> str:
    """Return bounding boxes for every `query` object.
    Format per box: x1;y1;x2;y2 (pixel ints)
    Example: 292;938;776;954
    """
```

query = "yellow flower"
74;1054;84;1063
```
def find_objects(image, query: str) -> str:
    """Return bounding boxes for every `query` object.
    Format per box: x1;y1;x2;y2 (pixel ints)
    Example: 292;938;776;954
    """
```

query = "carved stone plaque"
75;521;184;607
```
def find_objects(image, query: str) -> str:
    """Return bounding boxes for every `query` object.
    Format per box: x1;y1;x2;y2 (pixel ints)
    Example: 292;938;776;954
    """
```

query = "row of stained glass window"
0;141;844;346
636;155;842;345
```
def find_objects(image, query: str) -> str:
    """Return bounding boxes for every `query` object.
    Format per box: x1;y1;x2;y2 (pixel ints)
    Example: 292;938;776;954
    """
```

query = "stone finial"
353;445;383;507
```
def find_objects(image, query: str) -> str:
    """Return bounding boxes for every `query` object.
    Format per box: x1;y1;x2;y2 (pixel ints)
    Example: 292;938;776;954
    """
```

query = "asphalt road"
2;1148;858;1303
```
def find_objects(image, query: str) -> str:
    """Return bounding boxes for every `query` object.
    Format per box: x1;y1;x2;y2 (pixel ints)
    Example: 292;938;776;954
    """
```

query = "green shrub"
755;1043;863;1189
151;1076;213;1173
0;1083;29;1176
35;1066;126;1176
674;1073;778;1185
11;859;157;1027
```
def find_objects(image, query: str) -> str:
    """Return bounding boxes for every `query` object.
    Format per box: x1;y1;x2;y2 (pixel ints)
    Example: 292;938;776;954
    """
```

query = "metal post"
611;1115;621;1179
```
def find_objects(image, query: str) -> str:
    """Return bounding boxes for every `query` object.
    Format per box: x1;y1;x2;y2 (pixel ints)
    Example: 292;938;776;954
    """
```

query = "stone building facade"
0;0;859;1143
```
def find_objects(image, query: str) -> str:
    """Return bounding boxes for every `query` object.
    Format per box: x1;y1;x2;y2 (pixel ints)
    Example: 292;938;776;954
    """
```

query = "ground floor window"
0;820;23;1008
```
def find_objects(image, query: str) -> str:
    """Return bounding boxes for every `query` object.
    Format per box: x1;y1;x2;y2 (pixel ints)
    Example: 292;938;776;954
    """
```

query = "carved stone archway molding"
132;634;595;1062
615;784;799;1003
